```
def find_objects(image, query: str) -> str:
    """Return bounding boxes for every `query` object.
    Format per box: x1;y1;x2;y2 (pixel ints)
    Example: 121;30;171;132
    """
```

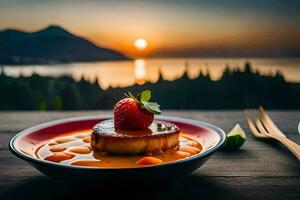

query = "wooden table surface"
0;111;299;200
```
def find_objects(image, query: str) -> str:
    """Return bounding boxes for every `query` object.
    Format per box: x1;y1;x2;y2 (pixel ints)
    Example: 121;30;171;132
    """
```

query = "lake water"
2;58;300;89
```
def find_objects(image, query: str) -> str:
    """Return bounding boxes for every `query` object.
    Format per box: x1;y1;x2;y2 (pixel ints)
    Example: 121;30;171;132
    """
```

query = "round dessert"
11;89;215;172
91;119;180;154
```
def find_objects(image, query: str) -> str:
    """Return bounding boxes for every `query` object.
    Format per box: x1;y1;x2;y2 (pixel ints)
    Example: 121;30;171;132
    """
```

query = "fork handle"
273;136;300;160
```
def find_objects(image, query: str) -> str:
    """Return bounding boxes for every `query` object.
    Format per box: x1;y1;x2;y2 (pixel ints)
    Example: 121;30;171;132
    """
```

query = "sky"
1;0;300;57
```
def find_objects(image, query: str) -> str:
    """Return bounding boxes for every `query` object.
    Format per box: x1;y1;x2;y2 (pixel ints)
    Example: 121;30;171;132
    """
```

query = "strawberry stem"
124;90;161;115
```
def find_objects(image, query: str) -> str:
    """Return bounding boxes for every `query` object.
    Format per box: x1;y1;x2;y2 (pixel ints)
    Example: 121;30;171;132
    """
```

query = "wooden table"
0;111;299;200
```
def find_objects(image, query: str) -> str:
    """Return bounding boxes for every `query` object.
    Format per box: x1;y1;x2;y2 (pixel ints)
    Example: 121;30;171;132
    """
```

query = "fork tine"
254;115;269;136
259;106;286;138
247;108;300;160
245;110;266;138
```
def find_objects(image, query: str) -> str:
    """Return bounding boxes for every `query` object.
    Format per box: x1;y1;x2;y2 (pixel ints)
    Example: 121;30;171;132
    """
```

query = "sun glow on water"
134;59;146;85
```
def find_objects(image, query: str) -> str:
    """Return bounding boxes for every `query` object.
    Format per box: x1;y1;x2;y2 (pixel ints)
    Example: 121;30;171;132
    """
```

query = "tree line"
1;62;300;110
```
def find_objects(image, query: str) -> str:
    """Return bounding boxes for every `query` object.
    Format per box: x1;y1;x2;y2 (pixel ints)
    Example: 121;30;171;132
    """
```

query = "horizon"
1;0;300;58
3;58;300;90
1;59;300;111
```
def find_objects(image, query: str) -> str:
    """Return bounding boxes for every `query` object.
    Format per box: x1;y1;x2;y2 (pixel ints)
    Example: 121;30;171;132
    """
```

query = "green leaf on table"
298;122;300;134
223;124;246;150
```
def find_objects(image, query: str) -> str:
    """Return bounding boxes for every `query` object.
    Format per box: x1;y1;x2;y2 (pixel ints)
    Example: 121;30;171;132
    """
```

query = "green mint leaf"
298;122;300;135
142;101;161;115
140;90;151;102
124;90;161;115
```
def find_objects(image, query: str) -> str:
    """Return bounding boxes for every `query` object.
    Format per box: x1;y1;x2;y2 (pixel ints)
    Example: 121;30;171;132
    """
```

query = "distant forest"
1;62;300;110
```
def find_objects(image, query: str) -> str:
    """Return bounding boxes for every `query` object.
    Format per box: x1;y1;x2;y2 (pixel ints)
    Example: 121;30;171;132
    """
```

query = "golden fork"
245;106;300;160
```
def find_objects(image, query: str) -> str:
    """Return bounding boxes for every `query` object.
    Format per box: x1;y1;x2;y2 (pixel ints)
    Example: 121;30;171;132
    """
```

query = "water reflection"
2;58;300;90
134;59;146;85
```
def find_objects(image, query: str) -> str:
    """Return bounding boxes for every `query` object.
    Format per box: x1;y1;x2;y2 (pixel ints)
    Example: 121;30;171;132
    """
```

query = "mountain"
0;25;129;65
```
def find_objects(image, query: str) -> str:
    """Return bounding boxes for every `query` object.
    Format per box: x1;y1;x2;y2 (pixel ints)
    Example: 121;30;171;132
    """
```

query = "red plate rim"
9;115;226;170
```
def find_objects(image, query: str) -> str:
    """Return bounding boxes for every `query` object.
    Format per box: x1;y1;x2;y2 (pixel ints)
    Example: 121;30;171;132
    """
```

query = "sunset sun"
134;38;148;50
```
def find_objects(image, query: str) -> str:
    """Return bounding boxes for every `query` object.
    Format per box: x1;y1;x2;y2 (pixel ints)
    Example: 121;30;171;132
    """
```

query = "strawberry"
114;90;161;131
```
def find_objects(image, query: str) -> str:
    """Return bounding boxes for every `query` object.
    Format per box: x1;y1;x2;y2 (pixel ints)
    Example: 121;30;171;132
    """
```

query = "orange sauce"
49;146;67;152
68;146;91;154
82;137;91;143
44;152;75;162
36;131;202;168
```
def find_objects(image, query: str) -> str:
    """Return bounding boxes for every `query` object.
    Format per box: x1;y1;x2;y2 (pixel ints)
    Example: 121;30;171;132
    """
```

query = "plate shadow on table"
0;173;247;200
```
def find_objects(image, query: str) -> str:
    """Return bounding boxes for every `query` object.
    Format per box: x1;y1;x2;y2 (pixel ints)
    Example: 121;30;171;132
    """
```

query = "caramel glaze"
36;130;202;168
91;120;180;155
93;120;180;138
